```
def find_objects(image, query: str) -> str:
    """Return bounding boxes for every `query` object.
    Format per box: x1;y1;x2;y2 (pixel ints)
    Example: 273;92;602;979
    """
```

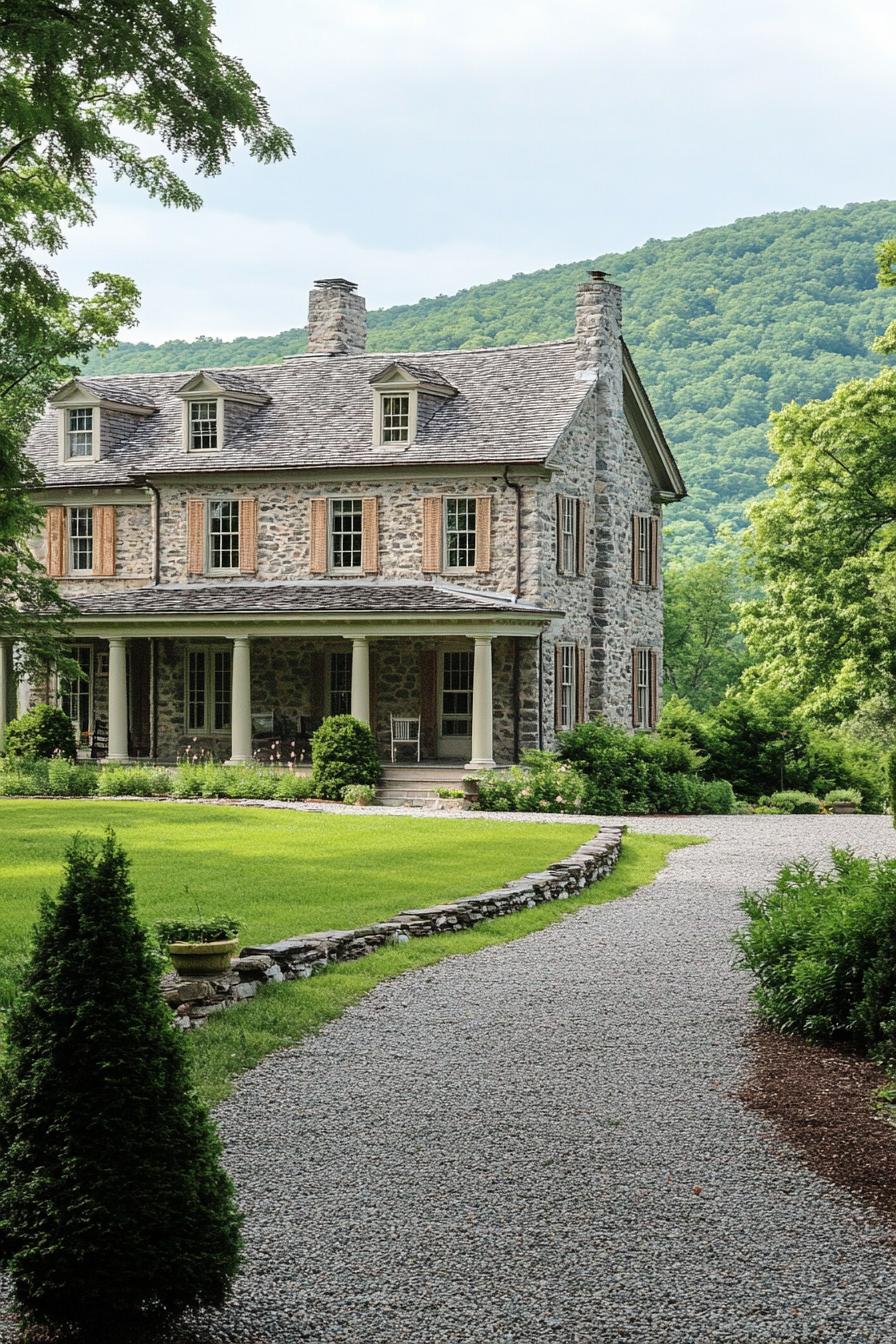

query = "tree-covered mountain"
85;201;896;560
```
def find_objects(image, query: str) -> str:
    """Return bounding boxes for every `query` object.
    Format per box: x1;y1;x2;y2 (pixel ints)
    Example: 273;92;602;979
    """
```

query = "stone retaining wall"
160;826;623;1028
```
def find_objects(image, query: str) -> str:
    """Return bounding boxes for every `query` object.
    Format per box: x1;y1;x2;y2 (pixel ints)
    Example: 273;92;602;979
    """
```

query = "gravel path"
6;816;896;1342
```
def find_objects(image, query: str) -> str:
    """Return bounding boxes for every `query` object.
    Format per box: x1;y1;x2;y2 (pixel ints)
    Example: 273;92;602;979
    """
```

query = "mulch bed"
740;1023;896;1224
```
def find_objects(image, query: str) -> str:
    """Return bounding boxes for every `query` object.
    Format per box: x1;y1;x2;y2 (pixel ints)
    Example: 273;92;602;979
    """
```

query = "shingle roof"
27;341;587;486
368;360;456;390
176;369;271;397
66;581;553;618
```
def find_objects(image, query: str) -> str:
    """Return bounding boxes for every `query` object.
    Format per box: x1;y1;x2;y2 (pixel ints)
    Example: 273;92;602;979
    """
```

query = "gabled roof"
622;343;686;502
174;369;271;401
49;377;157;414
368;360;457;394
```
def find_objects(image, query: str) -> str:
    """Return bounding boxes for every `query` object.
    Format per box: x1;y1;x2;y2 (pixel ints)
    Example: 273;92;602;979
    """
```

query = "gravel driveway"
6;815;896;1342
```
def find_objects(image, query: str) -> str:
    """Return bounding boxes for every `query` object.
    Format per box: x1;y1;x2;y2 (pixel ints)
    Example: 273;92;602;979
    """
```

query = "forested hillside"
85;201;896;559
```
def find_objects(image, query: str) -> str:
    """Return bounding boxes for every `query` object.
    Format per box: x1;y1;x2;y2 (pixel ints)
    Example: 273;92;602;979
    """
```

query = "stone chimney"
306;278;367;355
574;270;622;396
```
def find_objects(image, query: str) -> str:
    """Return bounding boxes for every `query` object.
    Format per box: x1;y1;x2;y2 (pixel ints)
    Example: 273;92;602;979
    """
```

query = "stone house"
5;272;684;772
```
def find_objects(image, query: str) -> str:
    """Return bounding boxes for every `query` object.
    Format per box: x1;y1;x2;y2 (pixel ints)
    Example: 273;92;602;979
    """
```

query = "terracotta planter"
167;938;239;975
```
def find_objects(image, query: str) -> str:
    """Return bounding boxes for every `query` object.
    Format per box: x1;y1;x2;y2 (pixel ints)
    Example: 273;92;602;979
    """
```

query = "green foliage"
476;751;587;814
310;716;381;801
824;788;863;808
273;772;314;801
155;914;241;946
889;750;896;826
0;831;241;1333
735;849;896;1053
85;201;896;561
341;783;377;806
45;758;97;797
171;762;282;800
0;760;49;796
4;704;77;762
767;790;822;814
97;765;171;796
663;546;751;708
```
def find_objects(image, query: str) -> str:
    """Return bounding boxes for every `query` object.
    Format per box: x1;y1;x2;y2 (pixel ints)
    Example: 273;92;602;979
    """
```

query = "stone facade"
34;502;152;592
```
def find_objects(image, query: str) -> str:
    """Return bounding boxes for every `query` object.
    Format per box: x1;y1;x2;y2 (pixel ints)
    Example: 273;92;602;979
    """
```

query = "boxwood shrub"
310;716;381;801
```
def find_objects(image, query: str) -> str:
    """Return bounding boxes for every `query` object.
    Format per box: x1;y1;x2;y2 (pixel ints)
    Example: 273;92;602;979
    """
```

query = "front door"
437;649;473;760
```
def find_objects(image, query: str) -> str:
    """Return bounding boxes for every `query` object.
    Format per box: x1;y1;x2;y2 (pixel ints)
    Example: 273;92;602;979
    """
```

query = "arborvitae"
0;830;242;1338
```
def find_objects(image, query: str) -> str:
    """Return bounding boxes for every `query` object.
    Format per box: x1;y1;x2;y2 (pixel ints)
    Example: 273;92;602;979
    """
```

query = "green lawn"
0;800;597;1007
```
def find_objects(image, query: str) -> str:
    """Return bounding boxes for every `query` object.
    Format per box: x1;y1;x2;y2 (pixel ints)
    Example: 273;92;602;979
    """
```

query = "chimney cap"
313;277;358;292
588;269;608;281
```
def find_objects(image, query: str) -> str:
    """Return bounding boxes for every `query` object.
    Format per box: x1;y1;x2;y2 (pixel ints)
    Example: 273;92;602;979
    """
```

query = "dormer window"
189;400;219;453
67;409;94;459
381;394;410;443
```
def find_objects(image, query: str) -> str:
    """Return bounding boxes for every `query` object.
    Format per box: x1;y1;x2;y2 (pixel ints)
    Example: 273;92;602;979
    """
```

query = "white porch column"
0;641;10;752
107;637;128;761
467;635;495;770
350;637;371;724
228;636;252;763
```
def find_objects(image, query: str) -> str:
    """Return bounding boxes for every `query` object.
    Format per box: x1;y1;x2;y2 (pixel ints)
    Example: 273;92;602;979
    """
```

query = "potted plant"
434;787;467;811
155;914;241;975
823;788;862;815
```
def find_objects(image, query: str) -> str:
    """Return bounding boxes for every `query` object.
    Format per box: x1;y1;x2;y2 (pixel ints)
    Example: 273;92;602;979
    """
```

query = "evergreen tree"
0;830;242;1337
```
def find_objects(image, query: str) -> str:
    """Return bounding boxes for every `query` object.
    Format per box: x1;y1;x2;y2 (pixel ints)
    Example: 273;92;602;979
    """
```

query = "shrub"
310;715;381;801
0;761;49;796
221;765;280;800
4;704;77;762
436;787;464;799
155;914;241;946
667;774;737;815
476;752;588;814
768;790;822;814
46;758;98;797
735;849;896;1052
824;788;862;808
98;765;171;796
342;783;377;806
0;831;241;1334
274;772;314;801
890;749;896;826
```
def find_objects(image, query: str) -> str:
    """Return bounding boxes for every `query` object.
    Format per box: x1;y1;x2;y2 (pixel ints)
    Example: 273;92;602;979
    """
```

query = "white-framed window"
557;495;580;576
444;497;477;570
68;506;93;572
380;393;410;444
330;498;363;570
189;399;218;453
59;644;93;737
208;500;240;572
185;647;231;734
328;650;352;716
558;643;575;731
441;649;474;739
67;408;94;459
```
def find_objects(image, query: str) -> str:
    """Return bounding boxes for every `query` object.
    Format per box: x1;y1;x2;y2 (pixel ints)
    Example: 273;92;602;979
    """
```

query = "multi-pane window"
208;500;240;571
633;648;658;729
189;400;218;452
186;648;231;733
69;507;93;572
380;393;410;443
441;650;474;739
60;645;92;736
67;408;93;459
557;494;580;575
329;650;352;716
632;513;659;586
330;498;363;569
445;497;477;569
558;644;575;731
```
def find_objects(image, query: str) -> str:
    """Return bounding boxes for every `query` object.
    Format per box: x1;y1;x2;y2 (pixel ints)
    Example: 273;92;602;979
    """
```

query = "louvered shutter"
474;496;492;574
361;496;379;574
310;498;327;574
576;498;586;575
46;506;66;577
554;644;563;730
239;498;258;574
649;515;660;588
631;649;639;727
649;650;659;728
576;646;587;723
93;506;116;577
422;497;442;573
631;514;641;584
186;499;205;575
419;648;437;756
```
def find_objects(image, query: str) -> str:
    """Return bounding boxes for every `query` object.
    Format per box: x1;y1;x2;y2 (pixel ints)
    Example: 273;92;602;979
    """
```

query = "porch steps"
376;764;469;808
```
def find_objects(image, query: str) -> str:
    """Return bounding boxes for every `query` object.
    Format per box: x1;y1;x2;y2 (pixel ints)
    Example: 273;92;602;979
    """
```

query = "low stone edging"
160;825;623;1028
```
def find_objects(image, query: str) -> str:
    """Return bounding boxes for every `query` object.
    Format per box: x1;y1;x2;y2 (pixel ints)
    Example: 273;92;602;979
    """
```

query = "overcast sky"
55;0;895;343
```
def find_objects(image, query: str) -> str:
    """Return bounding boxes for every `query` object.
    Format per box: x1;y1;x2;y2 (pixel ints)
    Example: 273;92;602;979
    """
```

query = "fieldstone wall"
161;823;623;1028
32;503;152;591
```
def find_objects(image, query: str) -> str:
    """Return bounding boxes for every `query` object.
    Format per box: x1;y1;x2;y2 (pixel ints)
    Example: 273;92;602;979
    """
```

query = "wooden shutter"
576;498;586;576
649;650;659;728
419;648;437;756
576;646;587;723
554;644;563;730
93;506;115;577
361;496;379;574
186;499;205;575
631;514;641;584
422;497;442;573
310;498;327;574
474;496;492;574
239;497;258;574
649;515;660;588
631;648;639;727
555;495;563;574
46;506;66;577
